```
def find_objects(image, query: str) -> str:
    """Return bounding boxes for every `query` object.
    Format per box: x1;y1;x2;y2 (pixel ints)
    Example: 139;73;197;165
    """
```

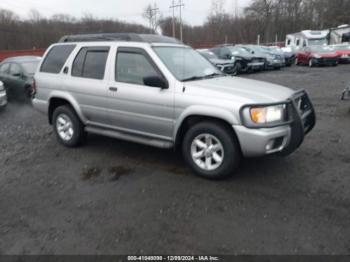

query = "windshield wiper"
182;73;224;82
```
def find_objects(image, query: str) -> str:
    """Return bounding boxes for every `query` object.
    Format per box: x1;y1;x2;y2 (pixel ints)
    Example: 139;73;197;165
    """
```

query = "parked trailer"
285;30;329;51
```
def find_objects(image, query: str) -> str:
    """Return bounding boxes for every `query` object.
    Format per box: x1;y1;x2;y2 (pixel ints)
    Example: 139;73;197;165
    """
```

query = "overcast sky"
0;0;250;26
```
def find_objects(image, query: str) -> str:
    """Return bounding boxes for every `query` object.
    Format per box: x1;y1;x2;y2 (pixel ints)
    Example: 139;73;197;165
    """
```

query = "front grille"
320;58;337;63
252;58;264;63
293;92;315;134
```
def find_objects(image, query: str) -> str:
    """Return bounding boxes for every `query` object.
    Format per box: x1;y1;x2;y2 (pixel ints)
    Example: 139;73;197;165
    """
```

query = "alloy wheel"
190;134;224;171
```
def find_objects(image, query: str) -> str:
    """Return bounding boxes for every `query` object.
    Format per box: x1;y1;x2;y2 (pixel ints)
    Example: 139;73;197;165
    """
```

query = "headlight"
250;105;286;124
341;54;349;58
267;55;275;60
241;104;289;127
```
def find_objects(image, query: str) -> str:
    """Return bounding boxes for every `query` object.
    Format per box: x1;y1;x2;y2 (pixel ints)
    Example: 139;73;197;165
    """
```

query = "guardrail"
0;48;46;62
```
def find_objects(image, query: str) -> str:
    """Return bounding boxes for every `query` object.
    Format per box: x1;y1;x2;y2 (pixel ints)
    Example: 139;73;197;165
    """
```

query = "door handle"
109;87;118;92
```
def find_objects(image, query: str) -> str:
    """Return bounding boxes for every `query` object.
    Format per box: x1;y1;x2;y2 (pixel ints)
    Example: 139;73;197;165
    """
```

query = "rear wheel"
182;122;241;179
52;105;86;147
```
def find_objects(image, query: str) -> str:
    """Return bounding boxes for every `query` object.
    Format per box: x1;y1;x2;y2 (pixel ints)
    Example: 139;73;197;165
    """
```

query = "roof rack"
58;33;182;44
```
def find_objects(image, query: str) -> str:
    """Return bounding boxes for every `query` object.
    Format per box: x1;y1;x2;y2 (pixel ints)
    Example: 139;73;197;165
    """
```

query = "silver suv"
33;33;316;179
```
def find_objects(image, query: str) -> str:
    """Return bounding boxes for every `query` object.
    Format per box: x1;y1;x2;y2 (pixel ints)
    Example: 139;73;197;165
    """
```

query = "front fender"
174;105;241;139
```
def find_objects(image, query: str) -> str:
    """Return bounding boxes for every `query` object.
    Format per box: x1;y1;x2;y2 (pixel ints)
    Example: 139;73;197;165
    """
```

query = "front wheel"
182;122;241;179
309;59;315;68
232;62;239;76
295;58;300;66
52;105;86;147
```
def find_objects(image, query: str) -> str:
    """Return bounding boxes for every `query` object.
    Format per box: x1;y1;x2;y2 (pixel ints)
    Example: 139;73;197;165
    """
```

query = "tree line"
159;0;350;47
0;9;150;50
0;0;349;50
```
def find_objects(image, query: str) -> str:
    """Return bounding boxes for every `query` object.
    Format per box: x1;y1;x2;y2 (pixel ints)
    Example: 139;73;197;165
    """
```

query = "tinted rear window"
72;47;110;80
40;45;76;74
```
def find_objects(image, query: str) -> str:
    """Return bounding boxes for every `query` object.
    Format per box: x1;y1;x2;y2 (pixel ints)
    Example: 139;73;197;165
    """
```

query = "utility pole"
234;0;238;18
170;0;176;37
147;4;159;33
170;0;185;41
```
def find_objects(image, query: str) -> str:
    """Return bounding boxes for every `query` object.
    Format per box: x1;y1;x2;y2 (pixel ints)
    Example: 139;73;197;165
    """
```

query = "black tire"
295;58;299;66
182;121;241;180
52;105;86;147
232;62;239;76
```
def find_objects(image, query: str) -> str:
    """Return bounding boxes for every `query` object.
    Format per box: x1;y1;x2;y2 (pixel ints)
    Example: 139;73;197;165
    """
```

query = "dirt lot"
0;65;349;255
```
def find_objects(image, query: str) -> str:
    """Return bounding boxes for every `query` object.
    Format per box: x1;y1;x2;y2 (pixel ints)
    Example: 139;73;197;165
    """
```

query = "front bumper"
339;56;350;64
266;60;283;68
234;91;316;157
312;57;338;65
247;62;265;70
0;91;7;107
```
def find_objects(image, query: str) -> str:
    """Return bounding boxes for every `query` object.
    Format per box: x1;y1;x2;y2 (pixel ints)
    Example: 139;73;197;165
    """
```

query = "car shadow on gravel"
83;133;293;181
84;134;191;177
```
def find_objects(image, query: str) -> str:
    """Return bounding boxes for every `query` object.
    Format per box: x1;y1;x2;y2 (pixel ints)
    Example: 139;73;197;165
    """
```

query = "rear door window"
40;45;76;74
72;47;110;80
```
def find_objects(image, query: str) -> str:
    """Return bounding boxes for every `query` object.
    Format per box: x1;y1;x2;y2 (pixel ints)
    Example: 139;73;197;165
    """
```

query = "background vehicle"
0;56;41;102
33;33;316;180
0;81;7;110
296;46;339;67
197;49;238;75
285;30;329;50
211;45;265;73
241;45;284;70
269;46;295;67
333;44;350;63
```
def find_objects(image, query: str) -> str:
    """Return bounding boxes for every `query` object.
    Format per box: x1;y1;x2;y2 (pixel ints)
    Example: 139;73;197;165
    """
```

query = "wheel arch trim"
48;91;86;124
174;106;240;144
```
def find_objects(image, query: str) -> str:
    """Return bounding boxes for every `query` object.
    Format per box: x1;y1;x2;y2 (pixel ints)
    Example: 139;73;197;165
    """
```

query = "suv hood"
184;76;295;104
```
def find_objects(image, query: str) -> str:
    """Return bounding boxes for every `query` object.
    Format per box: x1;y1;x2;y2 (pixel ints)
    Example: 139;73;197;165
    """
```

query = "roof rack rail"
58;33;182;44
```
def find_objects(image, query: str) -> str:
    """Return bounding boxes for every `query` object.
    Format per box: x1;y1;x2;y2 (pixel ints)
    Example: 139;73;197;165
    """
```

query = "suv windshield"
310;46;335;53
153;47;223;82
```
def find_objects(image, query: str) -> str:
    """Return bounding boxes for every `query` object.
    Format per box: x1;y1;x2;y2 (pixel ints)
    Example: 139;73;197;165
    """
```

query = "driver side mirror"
143;75;168;89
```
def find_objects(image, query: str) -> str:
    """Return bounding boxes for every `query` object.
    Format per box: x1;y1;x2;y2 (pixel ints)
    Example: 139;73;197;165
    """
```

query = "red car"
333;44;350;64
295;46;339;67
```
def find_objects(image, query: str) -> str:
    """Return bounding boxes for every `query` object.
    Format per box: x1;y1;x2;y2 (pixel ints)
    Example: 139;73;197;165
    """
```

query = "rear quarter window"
40;45;76;74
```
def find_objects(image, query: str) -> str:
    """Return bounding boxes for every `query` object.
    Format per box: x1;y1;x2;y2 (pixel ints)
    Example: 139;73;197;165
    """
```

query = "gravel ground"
0;65;349;255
